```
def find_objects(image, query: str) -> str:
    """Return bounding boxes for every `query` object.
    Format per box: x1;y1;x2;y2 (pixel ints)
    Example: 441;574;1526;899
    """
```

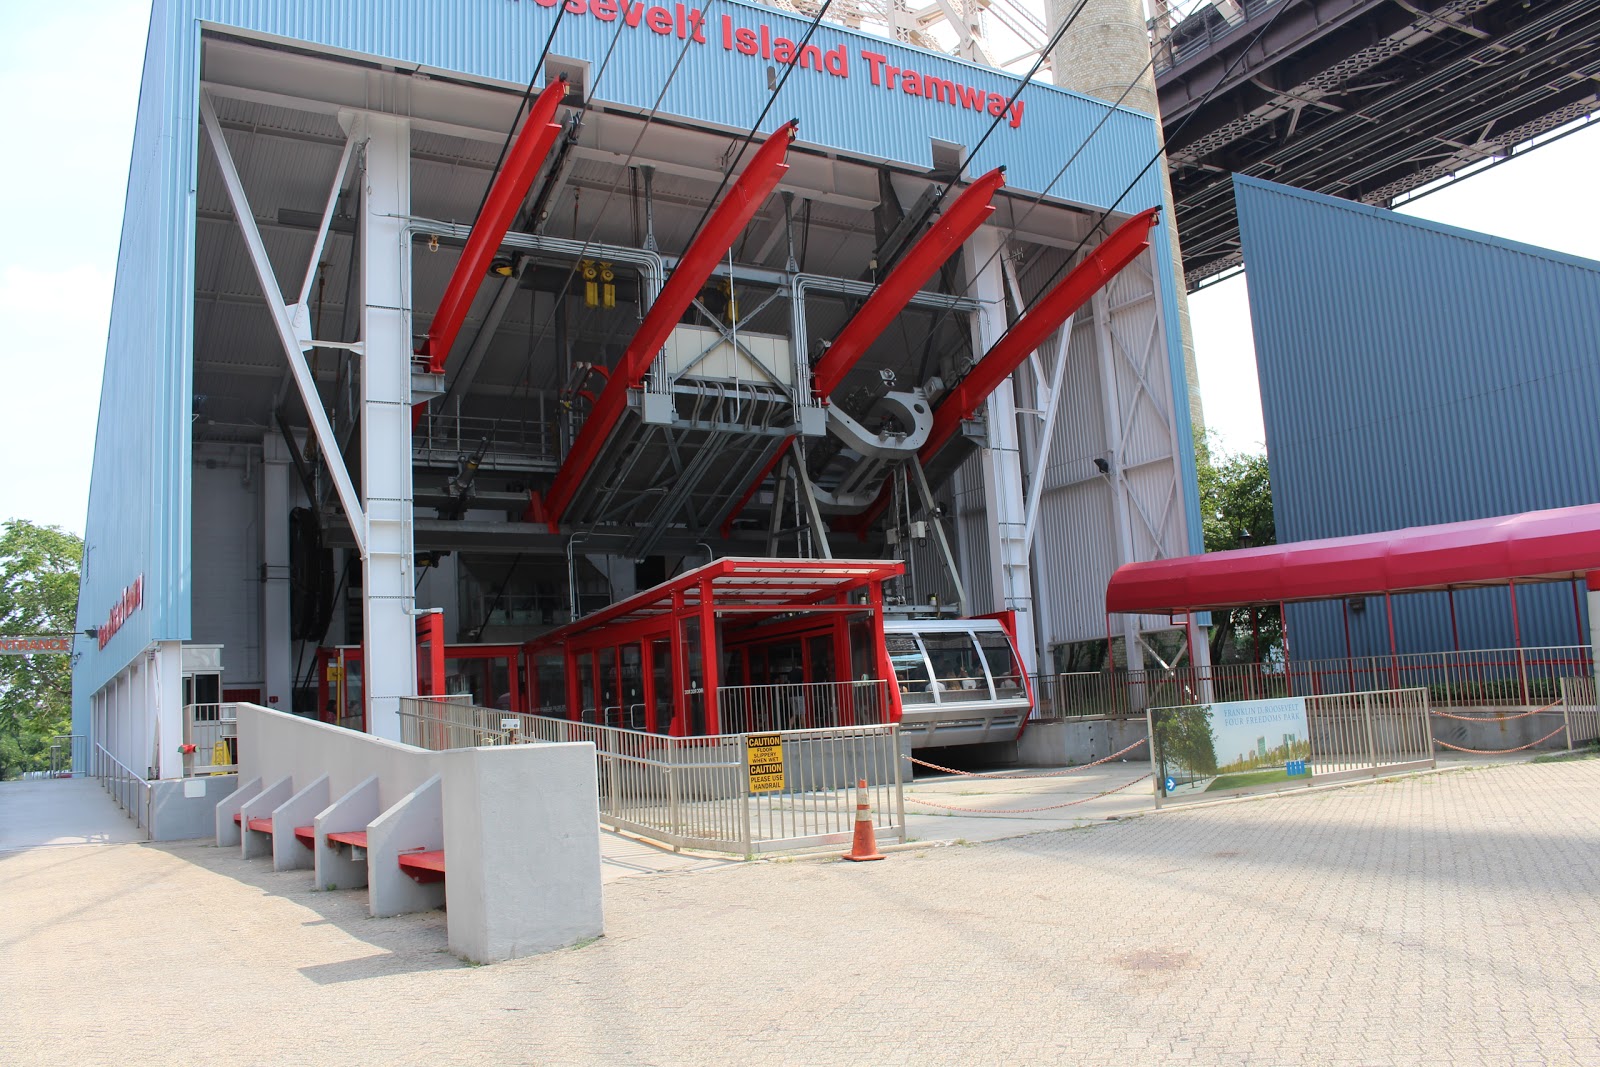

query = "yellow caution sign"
210;738;231;775
747;733;784;794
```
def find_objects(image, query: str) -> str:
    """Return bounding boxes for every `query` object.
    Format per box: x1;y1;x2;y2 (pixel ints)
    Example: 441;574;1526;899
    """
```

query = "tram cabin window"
918;632;990;698
887;635;934;704
976;630;1026;695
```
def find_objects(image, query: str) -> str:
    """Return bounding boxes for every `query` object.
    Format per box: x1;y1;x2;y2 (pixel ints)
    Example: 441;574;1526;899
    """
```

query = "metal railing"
415;412;559;469
93;743;152;833
184;703;238;776
48;734;88;777
1037;646;1595;720
398;698;905;855
716;679;893;734
1304;688;1435;780
1559;677;1600;747
1151;687;1435;806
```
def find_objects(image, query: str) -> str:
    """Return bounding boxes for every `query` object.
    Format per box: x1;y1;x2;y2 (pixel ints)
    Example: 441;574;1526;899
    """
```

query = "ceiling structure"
193;33;1102;560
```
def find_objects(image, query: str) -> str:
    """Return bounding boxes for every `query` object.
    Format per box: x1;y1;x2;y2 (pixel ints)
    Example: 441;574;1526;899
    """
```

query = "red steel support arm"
718;168;1004;535
417;77;569;375
810;167;1006;399
542;121;798;527
835;207;1160;536
919;206;1161;464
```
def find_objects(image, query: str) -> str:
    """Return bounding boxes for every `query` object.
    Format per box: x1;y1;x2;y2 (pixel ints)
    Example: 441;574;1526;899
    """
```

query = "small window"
887;634;934;705
919;632;990;701
976;631;1026;698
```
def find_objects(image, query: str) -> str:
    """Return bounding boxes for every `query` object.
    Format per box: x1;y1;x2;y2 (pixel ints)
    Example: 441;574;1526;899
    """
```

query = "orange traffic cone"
843;778;885;862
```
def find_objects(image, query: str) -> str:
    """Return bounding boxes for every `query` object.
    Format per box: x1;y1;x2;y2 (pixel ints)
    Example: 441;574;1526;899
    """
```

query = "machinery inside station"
188;30;1175;744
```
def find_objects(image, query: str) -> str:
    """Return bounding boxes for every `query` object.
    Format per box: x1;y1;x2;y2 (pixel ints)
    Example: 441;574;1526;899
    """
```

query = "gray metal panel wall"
1236;175;1600;655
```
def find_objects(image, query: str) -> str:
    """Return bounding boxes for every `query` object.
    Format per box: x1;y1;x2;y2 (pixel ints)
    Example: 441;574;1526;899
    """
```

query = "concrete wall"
231;704;603;962
237;705;440;814
1018;716;1149;766
438;746;603;962
1430;709;1576;754
149;773;238;841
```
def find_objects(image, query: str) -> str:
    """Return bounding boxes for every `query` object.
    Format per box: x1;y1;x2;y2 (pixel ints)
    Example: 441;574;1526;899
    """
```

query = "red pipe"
417;77;569;376
810;168;1005;399
920;206;1160;465
543;121;798;528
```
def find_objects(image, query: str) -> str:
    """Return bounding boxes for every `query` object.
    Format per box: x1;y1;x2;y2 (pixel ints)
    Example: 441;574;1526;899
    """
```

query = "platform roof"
1105;504;1600;616
535;558;906;643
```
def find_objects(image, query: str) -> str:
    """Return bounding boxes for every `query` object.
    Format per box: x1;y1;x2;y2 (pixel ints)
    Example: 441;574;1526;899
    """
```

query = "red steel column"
699;579;720;735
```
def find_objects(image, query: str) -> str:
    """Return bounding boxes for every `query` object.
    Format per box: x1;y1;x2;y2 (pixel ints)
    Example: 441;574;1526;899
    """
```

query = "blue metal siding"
1236;174;1600;656
73;1;196;737
195;0;1168;207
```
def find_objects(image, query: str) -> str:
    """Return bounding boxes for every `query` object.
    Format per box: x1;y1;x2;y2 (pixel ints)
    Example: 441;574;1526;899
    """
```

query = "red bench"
325;830;368;850
397;850;446;884
246;817;273;834
293;825;316;850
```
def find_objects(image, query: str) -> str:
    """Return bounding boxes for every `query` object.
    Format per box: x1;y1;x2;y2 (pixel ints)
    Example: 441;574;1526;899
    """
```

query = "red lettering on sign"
501;1;1028;129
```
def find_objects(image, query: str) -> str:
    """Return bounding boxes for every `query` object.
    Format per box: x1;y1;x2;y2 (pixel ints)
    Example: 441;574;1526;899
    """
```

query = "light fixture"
1094;457;1110;475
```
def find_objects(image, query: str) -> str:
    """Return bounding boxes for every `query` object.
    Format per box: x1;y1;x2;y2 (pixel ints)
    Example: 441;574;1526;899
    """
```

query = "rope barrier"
905;773;1152;815
1432;725;1568;754
908;736;1148;779
1429;699;1562;722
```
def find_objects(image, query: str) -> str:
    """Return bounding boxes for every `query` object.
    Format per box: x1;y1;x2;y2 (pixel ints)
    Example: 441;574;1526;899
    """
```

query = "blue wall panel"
1236;175;1600;657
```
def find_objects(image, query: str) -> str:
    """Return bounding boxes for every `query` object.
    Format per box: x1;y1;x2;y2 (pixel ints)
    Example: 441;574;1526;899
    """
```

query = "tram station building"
72;0;1201;780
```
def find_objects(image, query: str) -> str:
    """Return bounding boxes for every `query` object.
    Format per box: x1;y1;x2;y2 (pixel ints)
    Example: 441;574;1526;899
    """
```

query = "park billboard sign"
1148;696;1313;806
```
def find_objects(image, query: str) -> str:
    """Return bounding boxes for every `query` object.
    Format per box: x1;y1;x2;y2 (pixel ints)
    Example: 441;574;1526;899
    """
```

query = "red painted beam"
417;77;568;376
836;207;1161;535
718;171;1005;534
543;121;798;528
920;206;1160;464
810;167;1005;399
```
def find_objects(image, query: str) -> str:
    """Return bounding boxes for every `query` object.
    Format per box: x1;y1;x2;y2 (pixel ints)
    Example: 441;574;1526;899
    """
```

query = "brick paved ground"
4;758;1599;1066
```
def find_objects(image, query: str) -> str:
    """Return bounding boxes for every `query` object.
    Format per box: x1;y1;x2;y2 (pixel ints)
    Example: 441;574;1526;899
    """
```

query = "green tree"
1195;431;1282;667
1153;704;1219;781
0;521;82;780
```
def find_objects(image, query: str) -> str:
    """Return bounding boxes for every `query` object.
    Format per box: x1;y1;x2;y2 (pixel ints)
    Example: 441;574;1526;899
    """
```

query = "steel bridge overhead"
1154;0;1600;288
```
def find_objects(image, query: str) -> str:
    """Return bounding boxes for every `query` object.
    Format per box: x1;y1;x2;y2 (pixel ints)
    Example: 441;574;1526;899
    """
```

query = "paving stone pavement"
4;758;1600;1066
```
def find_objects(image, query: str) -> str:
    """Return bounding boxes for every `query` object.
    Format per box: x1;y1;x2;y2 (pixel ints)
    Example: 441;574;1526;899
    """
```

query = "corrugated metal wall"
73;0;193;739
1236;174;1600;655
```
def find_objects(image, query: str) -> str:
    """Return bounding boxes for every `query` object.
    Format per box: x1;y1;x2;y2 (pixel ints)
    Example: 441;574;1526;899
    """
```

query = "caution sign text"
746;733;785;793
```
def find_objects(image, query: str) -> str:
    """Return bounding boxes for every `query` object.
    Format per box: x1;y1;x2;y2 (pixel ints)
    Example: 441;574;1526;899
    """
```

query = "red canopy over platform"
542;557;905;638
1106;504;1600;615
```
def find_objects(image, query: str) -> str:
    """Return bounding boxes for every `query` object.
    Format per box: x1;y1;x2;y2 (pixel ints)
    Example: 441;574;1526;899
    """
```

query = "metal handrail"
48;734;88;777
93;742;152;833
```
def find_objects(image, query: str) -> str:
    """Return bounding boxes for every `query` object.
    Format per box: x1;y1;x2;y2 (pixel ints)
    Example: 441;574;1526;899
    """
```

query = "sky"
0;0;1596;533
